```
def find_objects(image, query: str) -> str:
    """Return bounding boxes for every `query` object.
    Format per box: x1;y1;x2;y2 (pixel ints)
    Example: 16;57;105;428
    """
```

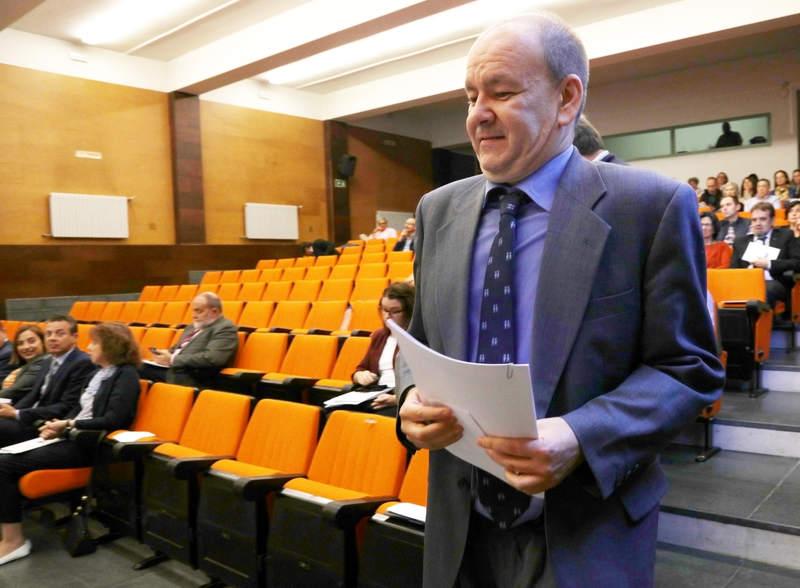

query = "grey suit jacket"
396;151;724;587
167;317;238;389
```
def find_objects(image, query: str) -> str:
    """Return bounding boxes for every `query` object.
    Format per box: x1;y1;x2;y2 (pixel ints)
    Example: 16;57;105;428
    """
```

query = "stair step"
659;446;800;570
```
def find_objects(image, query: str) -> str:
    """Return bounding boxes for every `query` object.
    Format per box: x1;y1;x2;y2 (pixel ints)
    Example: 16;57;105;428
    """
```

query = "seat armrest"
170;455;235;478
306;328;333;335
237;326;258;334
223;473;306;500
226;371;266;382
112;440;165;460
322;496;397;529
349;330;373;337
267;327;292;334
269;376;319;388
745;299;770;316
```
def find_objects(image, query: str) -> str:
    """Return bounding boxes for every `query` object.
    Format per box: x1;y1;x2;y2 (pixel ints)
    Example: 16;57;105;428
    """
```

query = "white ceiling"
3;0;800;122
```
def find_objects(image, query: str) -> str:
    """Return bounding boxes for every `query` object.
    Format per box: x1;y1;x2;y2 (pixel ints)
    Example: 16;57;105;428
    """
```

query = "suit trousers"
766;280;787;309
0;419;39;448
0;440;93;523
456;510;555;588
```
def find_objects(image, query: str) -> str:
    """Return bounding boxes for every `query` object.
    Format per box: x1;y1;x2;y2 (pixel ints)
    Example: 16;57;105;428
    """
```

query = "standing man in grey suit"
396;13;723;588
147;292;238;389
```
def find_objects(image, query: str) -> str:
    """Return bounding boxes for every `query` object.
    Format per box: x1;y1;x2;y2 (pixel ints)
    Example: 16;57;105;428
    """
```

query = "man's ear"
557;74;583;128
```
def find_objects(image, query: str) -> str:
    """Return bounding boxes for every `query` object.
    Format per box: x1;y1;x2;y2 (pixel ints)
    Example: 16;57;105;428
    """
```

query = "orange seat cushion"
313;378;351;389
154;443;209;459
19;468;92;500
211;459;283;478
284;477;369;501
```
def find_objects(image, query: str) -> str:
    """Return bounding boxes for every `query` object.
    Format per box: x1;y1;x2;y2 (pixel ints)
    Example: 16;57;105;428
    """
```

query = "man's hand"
752;258;769;269
478;417;584;495
39;419;68;440
371;392;397;410
151;349;172;367
0;404;18;419
399;387;463;450
353;370;378;387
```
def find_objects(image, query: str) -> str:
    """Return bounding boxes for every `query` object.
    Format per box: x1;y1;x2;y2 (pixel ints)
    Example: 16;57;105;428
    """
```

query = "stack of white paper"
323;390;384;408
0;437;64;454
109;431;156;442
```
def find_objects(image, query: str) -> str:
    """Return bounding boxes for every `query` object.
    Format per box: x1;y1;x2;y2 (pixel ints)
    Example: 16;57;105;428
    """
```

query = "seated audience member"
773;169;791;202
790;169;800;198
716;171;729;187
311;238;337;256
714;121;742;148
359;217;398;241
393;218;417;252
144;292;238;389
351;282;415;416
740;175;757;202
744;179;781;212
687;177;700;196
717;193;749;244
0;325;47;404
0;325;11;383
701;213;731;269
573;115;625;164
0;316;94;447
788;200;800;238
0;322;140;566
730;202;798;308
699;176;722;210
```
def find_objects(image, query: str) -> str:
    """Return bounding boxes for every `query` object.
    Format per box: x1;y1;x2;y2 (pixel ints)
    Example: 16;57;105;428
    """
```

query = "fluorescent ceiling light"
75;0;207;47
261;0;547;87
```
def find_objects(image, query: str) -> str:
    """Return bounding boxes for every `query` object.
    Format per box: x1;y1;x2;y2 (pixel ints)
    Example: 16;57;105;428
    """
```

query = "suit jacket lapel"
435;179;485;360
533;153;610;418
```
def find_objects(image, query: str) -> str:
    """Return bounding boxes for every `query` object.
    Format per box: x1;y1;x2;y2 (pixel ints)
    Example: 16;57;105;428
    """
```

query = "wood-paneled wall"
0;64;174;244
347;126;432;238
0;244;302;318
201;101;329;244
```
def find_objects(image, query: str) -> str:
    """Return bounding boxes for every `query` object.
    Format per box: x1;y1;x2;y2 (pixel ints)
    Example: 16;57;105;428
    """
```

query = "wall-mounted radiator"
244;203;299;240
49;193;130;239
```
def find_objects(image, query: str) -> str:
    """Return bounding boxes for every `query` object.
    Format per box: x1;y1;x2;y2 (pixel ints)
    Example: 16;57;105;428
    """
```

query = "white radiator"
244;203;299;240
49;193;130;239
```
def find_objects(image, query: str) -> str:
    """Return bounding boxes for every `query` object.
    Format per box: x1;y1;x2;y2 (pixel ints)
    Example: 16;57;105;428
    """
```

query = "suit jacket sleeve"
769;235;800;278
73;364;140;431
170;319;238;369
0;356;46;403
562;184;723;499
18;355;96;425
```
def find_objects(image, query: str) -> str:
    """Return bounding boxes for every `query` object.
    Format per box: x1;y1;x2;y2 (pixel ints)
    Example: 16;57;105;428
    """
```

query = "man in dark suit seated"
0;315;94;446
700;176;723;210
144;292;238;389
717;194;750;244
730;202;798;308
573;114;625;164
393;218;417;252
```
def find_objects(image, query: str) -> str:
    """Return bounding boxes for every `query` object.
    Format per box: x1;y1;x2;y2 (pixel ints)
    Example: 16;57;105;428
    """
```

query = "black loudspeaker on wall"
337;154;357;178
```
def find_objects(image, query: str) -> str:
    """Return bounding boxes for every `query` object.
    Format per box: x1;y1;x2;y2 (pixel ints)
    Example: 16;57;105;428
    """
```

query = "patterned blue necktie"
475;186;532;528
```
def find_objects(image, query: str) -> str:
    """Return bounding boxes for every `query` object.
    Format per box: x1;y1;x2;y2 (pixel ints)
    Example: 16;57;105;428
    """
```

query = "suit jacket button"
457;477;470;490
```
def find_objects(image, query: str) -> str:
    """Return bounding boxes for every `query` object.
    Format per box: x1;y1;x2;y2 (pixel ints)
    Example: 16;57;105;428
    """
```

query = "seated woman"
0;322;141;566
0;325;47;404
787;200;800;238
701;212;731;269
351;282;415;416
359;217;398;241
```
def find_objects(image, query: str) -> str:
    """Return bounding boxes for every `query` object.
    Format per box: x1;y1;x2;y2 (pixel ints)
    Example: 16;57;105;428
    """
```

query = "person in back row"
0;325;48;404
144;292;238;389
717;193;749;244
350;282;415;416
0;322;141;566
393;218;417;252
0;316;94;447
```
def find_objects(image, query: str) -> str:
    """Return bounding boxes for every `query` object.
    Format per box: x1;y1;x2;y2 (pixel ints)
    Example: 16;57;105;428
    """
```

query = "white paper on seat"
387;320;537;482
141;359;167;368
386;502;427;524
0;398;12;404
0;437;64;454
110;431;156;442
323;390;383;408
742;241;780;263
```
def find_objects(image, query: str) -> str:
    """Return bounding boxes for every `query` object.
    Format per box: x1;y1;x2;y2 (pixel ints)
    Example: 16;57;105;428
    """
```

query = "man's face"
705;178;718;194
190;296;219;329
792;170;800;185
700;217;714;240
45;320;76;356
756;180;770;197
465;31;565;184
750;209;773;236
404;220;416;236
720;196;738;219
688;179;699;190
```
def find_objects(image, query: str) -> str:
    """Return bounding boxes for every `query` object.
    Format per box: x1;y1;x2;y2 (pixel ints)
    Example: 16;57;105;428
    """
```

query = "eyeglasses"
380;307;405;317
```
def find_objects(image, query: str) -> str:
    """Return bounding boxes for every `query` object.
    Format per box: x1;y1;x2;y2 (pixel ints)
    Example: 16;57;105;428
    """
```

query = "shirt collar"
484;146;574;212
591;149;610;162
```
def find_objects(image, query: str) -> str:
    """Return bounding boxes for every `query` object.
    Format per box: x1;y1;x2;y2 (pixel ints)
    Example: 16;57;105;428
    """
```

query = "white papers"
323;390;383;408
742;240;780;263
0;398;12;404
0;437;64;454
387;320;537;482
141;359;167;368
109;430;155;442
386;502;426;524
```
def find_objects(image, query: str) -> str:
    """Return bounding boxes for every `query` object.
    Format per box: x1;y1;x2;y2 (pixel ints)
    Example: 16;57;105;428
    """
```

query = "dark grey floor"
765;348;800;369
661;445;800;531
717;390;800;429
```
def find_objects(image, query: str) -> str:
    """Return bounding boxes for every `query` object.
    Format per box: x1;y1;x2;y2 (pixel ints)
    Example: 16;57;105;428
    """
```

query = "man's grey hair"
198;291;223;311
573;115;605;155
536;12;589;116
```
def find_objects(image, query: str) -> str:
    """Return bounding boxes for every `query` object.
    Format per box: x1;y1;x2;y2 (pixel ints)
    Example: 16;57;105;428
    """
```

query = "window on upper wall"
604;114;770;162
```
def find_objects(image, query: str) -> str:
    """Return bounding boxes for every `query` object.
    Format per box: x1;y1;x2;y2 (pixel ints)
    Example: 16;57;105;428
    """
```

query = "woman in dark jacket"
0;325;47;404
0;322;141;566
351;282;415;414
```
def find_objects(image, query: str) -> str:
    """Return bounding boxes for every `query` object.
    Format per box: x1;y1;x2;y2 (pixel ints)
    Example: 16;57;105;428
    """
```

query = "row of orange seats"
21;383;428;587
251;247;413;273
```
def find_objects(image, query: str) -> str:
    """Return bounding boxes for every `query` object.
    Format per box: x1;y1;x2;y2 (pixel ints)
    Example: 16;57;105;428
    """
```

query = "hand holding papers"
387;320;537;482
742;239;780;263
